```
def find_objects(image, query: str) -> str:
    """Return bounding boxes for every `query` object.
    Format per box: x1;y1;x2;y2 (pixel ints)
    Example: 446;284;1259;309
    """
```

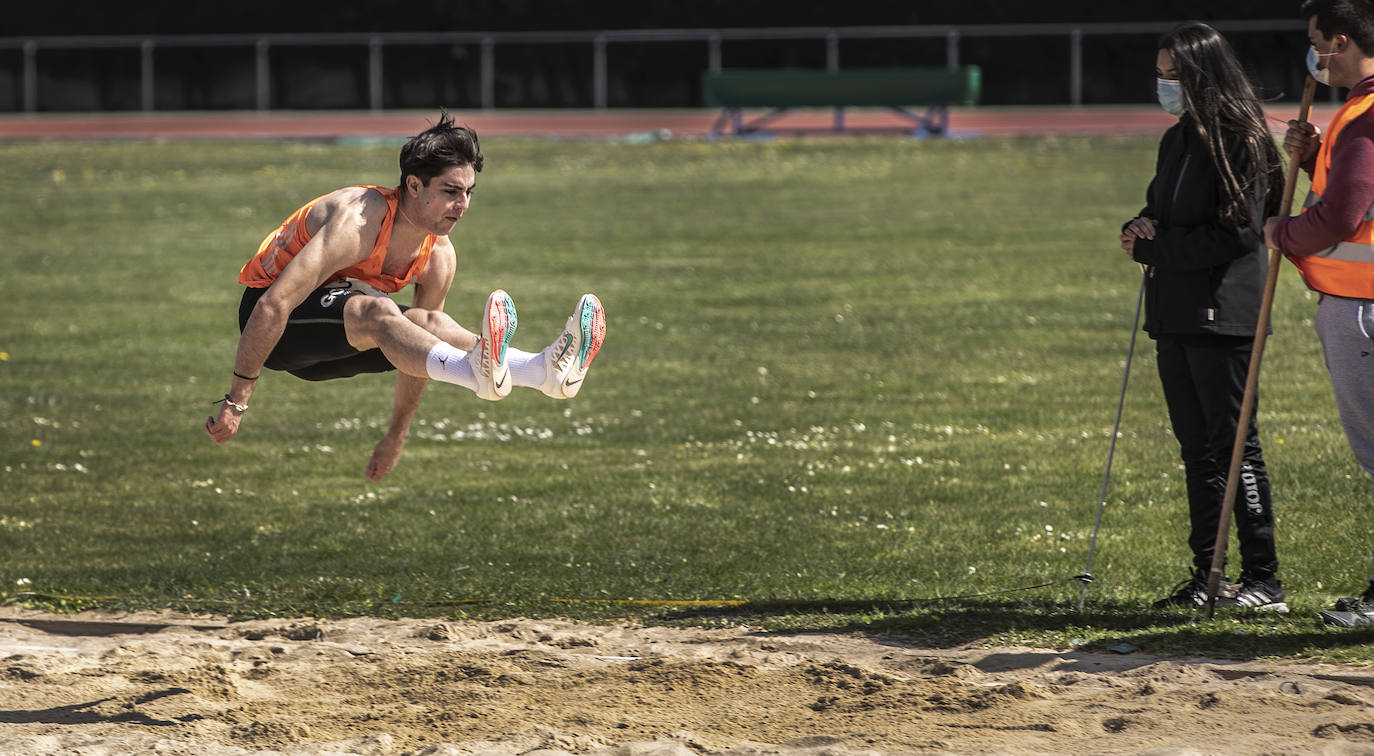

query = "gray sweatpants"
1316;294;1374;581
1315;294;1374;489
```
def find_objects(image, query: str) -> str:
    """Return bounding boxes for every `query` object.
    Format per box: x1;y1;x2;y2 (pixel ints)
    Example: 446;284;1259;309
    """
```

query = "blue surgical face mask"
1308;45;1333;86
1156;78;1186;117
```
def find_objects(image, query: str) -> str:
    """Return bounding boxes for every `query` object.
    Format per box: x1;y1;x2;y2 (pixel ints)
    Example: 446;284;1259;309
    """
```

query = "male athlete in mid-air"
205;112;605;481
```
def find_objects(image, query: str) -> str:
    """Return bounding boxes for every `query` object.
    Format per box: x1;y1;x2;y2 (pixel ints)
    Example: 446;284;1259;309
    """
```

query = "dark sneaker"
1319;608;1374;627
1152;571;1237;610
1152;572;1211;610
1332;581;1374;612
1153;576;1206;610
1214;577;1288;613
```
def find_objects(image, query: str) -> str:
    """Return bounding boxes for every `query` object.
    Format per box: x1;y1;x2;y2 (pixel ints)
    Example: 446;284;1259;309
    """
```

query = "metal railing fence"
0;19;1308;113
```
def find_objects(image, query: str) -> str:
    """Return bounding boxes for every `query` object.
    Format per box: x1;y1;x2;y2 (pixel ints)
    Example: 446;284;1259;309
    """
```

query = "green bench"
702;66;981;137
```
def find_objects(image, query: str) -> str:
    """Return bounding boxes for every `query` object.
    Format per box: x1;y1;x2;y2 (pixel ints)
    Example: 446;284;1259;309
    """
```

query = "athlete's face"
407;163;476;234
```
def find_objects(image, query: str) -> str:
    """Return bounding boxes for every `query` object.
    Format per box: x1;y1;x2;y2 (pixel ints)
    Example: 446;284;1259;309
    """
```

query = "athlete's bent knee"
343;294;405;348
403;307;453;335
346;294;402;322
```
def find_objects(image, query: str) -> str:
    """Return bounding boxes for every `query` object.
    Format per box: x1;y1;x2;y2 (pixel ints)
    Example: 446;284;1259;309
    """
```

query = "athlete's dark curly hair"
1158;22;1284;225
399;110;483;187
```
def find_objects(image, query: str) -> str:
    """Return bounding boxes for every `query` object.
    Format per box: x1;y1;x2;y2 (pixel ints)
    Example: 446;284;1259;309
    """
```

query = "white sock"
425;342;477;391
507;347;546;389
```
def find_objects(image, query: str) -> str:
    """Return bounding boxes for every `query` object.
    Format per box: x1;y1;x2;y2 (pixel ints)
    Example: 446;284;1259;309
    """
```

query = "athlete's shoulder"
308;186;391;231
425;235;457;278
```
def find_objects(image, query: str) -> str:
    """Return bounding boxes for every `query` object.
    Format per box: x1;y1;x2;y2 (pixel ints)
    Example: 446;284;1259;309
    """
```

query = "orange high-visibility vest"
1290;92;1374;298
238;186;436;294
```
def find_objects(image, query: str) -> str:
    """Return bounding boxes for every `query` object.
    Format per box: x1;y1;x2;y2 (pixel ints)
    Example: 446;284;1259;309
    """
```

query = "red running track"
0;105;1341;141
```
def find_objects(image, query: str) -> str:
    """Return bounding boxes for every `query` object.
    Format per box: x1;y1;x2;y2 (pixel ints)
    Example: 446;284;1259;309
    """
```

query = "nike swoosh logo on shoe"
496;374;508;388
564;377;582;388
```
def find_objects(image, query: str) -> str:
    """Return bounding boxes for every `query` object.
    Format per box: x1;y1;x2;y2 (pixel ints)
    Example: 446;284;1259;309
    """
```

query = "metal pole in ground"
1078;268;1147;612
1203;76;1318;618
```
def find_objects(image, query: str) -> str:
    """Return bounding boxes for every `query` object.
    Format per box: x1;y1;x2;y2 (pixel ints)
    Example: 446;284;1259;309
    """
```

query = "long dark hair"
1158;22;1283;224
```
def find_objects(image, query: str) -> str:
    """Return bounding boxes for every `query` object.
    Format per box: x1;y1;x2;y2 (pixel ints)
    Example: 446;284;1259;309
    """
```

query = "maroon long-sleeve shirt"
1274;75;1374;256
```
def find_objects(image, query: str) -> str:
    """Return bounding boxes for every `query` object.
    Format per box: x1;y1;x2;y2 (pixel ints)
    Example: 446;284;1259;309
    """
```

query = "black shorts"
238;282;409;382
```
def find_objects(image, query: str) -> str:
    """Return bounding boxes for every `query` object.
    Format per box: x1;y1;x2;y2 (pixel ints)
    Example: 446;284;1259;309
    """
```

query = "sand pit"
3;607;1374;755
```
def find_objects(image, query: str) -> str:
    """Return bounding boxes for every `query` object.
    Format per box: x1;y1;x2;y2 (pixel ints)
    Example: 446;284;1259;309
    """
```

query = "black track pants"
1155;334;1278;580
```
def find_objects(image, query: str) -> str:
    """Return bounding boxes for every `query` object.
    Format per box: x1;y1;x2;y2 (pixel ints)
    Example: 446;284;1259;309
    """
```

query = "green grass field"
4;134;1374;662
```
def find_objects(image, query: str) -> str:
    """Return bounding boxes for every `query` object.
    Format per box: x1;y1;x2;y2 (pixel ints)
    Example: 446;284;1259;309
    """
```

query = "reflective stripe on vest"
1290;92;1374;298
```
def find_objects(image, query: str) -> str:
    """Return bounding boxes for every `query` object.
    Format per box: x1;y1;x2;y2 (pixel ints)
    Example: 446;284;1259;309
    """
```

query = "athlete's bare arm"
364;237;460;481
206;189;387;444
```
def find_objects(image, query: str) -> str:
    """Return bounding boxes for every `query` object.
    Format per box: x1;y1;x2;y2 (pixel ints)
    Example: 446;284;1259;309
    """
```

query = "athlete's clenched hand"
205;402;244;444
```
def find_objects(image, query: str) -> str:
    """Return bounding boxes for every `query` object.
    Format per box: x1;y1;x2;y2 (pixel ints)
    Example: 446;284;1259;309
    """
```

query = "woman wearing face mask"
1119;22;1287;612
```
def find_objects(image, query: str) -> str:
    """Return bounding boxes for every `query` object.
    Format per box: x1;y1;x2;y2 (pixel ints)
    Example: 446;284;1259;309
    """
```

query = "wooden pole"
1204;76;1318;618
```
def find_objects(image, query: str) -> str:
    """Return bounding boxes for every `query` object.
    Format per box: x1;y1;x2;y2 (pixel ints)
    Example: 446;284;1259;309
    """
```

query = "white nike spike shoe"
540;293;605;399
469;289;516;401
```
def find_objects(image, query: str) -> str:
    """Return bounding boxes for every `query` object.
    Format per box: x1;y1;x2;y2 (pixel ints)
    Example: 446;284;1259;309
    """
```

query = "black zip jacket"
1128;116;1271;337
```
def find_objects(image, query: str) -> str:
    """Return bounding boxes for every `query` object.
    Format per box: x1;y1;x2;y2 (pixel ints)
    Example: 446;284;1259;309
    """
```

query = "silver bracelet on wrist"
213;394;248;413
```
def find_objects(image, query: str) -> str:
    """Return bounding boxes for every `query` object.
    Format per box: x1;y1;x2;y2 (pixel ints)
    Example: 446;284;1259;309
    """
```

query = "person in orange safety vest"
1266;0;1374;626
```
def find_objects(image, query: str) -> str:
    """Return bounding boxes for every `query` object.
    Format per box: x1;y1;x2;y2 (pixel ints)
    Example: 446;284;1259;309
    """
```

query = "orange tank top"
238;186;437;294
